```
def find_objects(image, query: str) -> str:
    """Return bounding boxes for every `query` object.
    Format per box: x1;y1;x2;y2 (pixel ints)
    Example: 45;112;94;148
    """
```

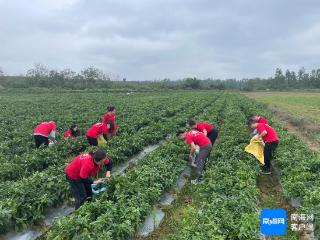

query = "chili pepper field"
0;90;318;240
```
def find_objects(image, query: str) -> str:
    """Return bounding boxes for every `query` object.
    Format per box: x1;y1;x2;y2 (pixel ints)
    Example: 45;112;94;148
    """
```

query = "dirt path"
257;163;319;239
270;107;320;152
257;164;298;239
135;179;194;240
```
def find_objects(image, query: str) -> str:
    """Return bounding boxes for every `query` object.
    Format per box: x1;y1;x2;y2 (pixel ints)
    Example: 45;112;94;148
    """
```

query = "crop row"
0;92;130;156
0;93;221;234
0;92;189;161
0;92;193;158
168;94;261;239
0;93;217;188
45;139;187;239
44;94;228;239
0;93;211;182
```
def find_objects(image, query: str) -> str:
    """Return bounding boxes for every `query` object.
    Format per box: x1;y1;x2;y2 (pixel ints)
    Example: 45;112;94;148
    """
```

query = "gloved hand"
93;178;104;184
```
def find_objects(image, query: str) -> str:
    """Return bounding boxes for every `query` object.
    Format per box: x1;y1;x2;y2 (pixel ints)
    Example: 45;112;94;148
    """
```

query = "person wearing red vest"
86;121;114;146
177;130;212;184
33;121;57;148
249;120;279;175
188;119;218;145
101;105;117;139
64;125;80;139
65;149;112;209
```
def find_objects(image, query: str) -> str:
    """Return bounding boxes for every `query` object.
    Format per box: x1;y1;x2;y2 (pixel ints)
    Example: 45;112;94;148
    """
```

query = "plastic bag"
245;137;265;165
195;145;200;154
97;135;107;145
189;146;200;167
91;183;107;195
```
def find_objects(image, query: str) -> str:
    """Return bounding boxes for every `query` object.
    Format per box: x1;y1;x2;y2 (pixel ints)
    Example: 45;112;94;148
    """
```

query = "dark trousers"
87;136;98;146
207;128;218;145
263;141;278;170
66;175;92;209
34;135;49;148
195;143;212;178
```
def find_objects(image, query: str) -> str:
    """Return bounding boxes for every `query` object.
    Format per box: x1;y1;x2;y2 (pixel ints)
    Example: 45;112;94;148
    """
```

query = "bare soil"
257;164;299;239
270;107;320;152
135;186;194;240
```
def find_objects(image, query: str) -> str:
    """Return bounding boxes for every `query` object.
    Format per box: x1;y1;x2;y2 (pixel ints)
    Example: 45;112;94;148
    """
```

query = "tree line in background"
0;64;320;91
0;64;118;89
239;68;320;91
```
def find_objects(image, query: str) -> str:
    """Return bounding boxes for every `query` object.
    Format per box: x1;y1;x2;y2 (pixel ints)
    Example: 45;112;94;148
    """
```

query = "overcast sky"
0;0;320;80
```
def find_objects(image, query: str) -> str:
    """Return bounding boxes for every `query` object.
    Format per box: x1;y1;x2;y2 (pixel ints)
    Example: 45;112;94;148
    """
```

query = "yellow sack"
97;135;107;146
245;137;264;165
